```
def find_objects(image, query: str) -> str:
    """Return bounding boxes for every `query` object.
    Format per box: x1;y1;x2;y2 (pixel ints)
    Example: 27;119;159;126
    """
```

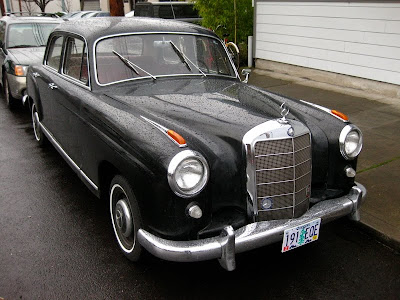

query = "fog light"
187;204;202;219
345;166;356;178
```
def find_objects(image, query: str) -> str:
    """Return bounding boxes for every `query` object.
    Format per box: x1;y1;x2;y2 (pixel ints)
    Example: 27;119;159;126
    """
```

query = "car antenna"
169;0;176;19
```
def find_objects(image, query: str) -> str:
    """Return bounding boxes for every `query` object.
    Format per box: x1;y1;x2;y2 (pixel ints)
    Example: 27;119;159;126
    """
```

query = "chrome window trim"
61;35;91;88
93;31;239;86
38;121;98;191
42;65;91;91
44;32;92;90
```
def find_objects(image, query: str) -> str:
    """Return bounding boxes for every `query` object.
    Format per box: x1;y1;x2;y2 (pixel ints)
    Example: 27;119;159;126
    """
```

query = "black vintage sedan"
26;17;366;270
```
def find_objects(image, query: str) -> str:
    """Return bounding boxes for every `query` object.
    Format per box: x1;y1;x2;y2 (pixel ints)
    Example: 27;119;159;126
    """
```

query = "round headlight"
339;125;363;160
168;150;209;198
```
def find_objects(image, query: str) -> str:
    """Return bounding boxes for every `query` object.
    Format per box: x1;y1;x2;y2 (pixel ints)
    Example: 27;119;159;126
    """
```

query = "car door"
46;35;89;167
36;34;65;131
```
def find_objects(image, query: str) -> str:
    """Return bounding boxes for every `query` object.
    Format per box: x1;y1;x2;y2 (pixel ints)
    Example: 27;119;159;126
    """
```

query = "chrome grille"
256;134;311;221
243;120;312;222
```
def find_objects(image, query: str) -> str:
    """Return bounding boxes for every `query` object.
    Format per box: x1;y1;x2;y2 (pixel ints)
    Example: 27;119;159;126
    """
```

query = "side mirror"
241;68;251;84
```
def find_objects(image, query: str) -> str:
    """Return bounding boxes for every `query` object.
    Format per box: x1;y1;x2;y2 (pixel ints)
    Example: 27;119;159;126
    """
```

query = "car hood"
104;78;285;145
101;77;344;214
7;47;46;66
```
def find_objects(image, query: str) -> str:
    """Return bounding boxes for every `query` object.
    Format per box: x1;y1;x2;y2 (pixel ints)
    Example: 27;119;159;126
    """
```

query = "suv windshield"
7;23;58;48
95;33;236;85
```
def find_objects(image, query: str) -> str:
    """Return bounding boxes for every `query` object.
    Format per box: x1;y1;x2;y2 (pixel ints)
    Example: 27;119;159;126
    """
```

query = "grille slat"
253;132;311;220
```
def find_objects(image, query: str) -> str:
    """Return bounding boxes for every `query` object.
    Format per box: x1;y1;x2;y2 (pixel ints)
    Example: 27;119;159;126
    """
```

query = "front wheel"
110;175;142;261
31;103;47;147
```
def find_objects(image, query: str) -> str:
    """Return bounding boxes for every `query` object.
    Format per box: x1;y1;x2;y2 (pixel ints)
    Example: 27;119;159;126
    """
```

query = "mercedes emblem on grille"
287;127;295;136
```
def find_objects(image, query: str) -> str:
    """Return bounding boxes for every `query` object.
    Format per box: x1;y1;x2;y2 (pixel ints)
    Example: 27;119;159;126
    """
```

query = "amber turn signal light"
331;110;349;121
167;130;186;146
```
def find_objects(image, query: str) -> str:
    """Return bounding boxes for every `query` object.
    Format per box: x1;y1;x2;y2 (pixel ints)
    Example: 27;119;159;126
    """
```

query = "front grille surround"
243;119;312;221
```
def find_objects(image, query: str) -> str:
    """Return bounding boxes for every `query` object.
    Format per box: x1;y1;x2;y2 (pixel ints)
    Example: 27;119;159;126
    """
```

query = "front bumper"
7;73;26;100
138;183;366;271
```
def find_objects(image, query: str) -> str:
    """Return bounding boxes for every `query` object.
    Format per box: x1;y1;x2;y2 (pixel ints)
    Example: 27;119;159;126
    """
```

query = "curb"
356;221;400;253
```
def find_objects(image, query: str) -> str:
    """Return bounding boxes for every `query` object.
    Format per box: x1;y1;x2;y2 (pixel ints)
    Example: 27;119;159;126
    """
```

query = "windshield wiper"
112;50;156;80
169;41;206;77
169;41;191;71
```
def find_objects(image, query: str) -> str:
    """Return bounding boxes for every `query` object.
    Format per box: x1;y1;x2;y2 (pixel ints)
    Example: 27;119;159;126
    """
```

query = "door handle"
48;83;58;90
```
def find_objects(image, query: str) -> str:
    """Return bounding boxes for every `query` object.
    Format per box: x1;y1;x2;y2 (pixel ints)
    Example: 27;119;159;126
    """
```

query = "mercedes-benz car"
0;15;62;108
26;17;366;271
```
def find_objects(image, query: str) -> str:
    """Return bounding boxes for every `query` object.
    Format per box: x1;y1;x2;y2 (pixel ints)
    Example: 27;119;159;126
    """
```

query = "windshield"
95;33;236;85
7;23;58;48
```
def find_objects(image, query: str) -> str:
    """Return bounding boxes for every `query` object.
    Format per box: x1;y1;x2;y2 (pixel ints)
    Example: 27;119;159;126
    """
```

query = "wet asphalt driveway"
1;100;399;300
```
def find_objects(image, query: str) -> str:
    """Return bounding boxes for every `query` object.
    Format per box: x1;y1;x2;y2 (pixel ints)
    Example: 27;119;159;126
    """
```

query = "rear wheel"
31;103;47;147
110;175;142;261
3;75;15;109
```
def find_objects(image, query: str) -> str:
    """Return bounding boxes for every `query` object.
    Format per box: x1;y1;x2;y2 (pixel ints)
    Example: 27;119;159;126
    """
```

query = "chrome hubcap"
115;199;133;238
32;109;40;141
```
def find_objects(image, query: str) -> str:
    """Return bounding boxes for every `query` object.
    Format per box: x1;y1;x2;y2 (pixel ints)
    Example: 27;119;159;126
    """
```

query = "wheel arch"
98;160;120;202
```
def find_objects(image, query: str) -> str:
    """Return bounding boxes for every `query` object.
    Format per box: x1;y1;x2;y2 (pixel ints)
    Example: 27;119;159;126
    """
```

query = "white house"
4;0;162;15
254;0;400;86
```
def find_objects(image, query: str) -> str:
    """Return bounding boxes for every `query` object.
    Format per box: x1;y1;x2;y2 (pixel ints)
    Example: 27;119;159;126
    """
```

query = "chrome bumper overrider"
137;183;366;271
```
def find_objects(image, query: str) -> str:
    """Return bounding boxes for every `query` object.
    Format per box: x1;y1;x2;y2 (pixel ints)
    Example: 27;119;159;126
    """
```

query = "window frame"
44;32;91;89
62;36;89;86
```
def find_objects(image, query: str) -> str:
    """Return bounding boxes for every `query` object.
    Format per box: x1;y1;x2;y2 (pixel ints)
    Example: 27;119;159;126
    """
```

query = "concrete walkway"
248;68;400;250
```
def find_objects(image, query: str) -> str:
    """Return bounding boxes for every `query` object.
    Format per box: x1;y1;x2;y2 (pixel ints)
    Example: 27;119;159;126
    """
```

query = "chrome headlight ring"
168;150;209;198
339;124;363;160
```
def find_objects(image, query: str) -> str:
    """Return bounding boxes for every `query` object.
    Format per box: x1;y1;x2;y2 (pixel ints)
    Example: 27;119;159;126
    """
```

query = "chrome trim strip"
256;159;311;172
39;122;98;191
300;100;349;123
93;31;239;87
255;145;311;158
141;116;187;148
257;184;310;199
137;184;366;270
256;171;311;186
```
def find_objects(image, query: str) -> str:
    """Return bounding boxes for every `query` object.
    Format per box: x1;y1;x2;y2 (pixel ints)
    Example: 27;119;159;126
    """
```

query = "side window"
47;36;64;70
64;37;89;85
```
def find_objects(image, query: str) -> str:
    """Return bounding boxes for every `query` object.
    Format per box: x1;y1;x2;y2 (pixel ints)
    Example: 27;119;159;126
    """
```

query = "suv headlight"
339;125;363;160
168;150;209;198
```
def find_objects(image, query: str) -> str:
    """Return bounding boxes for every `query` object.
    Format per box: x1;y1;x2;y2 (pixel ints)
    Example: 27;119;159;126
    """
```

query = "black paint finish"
27;17;358;240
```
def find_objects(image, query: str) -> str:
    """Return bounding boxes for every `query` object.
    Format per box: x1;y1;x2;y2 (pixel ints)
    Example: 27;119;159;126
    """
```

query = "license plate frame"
281;218;321;253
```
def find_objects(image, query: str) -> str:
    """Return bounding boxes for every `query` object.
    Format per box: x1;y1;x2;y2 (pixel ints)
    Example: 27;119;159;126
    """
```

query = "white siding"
255;1;400;85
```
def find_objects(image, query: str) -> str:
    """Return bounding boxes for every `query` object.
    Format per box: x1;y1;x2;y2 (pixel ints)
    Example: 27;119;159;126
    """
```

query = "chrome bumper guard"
137;183;366;271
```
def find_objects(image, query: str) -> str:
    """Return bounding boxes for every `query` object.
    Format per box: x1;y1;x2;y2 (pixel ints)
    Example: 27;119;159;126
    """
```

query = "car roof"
53;17;216;41
1;15;63;24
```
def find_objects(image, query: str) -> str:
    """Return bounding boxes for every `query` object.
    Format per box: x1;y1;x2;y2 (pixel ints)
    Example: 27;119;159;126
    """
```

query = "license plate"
281;218;321;253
